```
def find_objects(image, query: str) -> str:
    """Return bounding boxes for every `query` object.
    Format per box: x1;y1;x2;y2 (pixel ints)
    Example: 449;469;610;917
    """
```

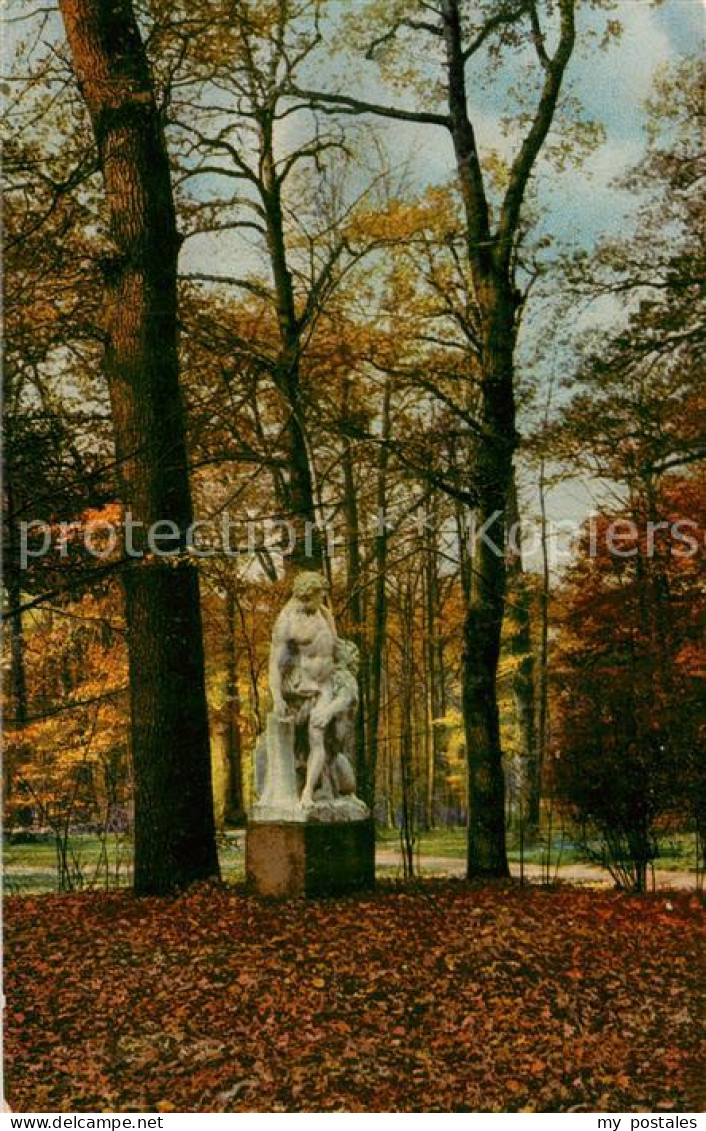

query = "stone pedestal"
246;819;375;898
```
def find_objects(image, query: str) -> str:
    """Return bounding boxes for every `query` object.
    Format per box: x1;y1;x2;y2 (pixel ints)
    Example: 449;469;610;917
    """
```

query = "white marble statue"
252;572;369;823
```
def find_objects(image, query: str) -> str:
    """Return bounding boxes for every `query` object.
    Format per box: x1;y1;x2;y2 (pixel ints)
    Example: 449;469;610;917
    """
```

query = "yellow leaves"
347;196;443;247
5;583;129;825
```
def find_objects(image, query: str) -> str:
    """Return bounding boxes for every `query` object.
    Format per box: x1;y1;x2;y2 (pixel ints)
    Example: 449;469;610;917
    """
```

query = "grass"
2;833;246;894
377;825;700;870
377;825;588;865
4;826;698;895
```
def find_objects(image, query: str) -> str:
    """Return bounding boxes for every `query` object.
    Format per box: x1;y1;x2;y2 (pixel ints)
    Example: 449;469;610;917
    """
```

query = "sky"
179;0;703;276
5;0;701;262
6;0;703;561
176;0;703;555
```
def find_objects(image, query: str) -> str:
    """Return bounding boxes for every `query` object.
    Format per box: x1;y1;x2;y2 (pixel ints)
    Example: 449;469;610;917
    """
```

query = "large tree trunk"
59;0;219;894
462;293;515;878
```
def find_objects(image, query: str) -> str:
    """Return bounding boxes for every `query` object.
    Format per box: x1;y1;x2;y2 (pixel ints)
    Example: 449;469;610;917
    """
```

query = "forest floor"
4;882;703;1113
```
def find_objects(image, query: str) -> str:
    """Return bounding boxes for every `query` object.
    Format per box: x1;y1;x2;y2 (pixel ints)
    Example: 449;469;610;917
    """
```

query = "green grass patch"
4;826;698;895
376;825;587;865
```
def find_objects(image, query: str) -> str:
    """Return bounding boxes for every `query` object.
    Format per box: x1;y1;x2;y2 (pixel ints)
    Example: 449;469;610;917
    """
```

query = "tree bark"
223;589;245;826
260;119;321;571
340;396;369;800
506;472;539;831
3;477;28;802
364;383;392;813
461;290;515;878
58;0;219;894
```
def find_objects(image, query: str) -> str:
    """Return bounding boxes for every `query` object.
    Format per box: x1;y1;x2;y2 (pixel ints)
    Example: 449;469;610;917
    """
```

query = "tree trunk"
261;121;321;572
364;383;392;813
341;405;369;800
399;580;417;878
423;509;444;829
438;0;573;875
454;500;473;606
440;1;516;877
506;472;538;832
3;477;28;802
223;589;245;826
59;0;219;894
535;455;551;830
462;294;515;878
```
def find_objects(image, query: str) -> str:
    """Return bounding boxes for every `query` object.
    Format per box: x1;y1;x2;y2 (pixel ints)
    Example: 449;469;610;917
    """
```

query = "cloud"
575;1;674;140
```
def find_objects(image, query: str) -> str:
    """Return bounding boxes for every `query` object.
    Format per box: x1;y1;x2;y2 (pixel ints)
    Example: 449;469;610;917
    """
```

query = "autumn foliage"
553;475;706;888
4;884;703;1113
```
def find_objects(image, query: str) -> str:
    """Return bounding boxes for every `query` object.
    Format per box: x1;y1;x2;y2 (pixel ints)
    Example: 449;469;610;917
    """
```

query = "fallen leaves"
3;883;703;1113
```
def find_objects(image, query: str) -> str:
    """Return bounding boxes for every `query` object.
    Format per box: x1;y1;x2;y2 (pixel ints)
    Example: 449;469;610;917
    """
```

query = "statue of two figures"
252;572;369;823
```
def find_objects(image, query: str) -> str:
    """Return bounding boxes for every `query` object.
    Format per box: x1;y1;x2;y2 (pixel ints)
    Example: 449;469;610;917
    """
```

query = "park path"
375;850;701;891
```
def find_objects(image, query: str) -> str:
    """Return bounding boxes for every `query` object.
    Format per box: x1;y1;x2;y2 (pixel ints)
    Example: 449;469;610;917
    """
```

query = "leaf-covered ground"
4;883;703;1113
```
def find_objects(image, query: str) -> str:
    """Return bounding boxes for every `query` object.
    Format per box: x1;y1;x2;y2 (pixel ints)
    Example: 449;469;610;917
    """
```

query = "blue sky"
6;0;700;259
154;1;706;544
6;0;701;552
179;1;703;274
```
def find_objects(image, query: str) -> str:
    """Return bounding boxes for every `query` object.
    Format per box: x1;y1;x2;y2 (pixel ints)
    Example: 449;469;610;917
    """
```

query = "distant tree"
293;0;596;876
505;474;539;831
553;474;705;890
2;130;109;799
4;573;131;890
557;55;705;493
548;57;705;885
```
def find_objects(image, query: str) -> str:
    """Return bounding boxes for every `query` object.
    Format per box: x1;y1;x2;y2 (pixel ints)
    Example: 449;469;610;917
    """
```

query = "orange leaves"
4;884;703;1113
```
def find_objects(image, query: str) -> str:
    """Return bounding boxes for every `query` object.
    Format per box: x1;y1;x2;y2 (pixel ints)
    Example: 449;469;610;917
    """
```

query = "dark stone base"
246;819;375;898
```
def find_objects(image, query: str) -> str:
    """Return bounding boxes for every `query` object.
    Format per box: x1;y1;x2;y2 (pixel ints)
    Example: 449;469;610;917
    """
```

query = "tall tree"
222;586;246;826
505;473;539;829
294;0;581;876
553;475;705;890
58;0;219;894
155;0;384;570
550;56;705;883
